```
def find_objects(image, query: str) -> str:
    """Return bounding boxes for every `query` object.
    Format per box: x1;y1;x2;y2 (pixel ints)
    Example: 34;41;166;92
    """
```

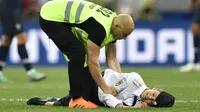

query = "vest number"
89;4;113;17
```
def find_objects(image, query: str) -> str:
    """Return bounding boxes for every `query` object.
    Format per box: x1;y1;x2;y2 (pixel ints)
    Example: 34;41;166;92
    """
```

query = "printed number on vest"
89;4;113;17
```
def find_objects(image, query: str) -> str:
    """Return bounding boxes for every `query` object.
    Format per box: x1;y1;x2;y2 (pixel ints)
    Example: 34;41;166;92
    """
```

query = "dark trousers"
39;16;98;101
0;0;23;38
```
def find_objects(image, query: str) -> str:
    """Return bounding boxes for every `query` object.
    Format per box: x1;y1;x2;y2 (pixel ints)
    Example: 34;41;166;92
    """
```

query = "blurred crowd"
23;0;48;20
23;0;160;21
104;0;162;21
23;0;199;21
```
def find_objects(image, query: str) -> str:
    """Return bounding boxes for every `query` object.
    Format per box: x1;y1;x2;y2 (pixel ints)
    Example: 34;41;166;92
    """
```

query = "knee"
67;46;86;60
1;35;12;46
73;48;86;60
16;32;27;44
191;23;200;37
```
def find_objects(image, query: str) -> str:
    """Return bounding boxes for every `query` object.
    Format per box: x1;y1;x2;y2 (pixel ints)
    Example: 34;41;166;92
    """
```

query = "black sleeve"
75;17;106;47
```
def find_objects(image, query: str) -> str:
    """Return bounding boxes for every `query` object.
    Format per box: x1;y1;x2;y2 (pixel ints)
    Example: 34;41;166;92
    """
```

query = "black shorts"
0;0;24;38
39;16;80;58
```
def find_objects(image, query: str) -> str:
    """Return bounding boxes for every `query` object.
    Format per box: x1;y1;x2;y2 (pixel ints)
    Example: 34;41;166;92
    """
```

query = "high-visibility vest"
40;0;117;65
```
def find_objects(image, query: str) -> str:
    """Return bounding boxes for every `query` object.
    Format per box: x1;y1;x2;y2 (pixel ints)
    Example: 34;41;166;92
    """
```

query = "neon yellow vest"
41;0;117;65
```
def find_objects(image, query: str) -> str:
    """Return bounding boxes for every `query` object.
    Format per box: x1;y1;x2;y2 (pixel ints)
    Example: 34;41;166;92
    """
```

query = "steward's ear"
114;24;120;28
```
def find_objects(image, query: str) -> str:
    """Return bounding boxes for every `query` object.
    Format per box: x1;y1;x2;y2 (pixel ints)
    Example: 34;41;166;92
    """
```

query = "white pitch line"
175;100;200;103
0;98;29;102
0;98;200;103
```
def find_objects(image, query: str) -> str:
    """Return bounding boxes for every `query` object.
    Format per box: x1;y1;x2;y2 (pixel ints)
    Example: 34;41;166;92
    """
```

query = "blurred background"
1;1;200;111
22;0;194;21
0;0;199;66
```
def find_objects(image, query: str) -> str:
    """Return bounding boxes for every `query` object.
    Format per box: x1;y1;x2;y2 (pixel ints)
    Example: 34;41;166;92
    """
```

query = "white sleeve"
131;72;147;88
98;90;122;108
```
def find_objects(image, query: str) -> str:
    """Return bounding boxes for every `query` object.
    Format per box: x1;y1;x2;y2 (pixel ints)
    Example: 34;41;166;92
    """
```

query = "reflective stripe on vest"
64;1;73;22
64;0;87;23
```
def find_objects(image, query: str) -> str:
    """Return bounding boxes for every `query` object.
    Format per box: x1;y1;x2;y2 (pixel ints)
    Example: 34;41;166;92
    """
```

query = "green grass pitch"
0;67;200;112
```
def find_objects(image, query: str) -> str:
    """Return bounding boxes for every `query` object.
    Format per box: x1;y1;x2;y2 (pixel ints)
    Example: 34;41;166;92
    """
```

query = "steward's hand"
103;86;117;96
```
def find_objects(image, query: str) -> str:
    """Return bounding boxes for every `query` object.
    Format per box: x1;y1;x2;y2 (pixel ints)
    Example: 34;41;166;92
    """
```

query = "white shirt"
98;69;148;108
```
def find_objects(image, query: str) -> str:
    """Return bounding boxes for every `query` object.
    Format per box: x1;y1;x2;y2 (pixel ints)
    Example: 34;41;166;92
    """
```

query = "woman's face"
140;89;160;105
